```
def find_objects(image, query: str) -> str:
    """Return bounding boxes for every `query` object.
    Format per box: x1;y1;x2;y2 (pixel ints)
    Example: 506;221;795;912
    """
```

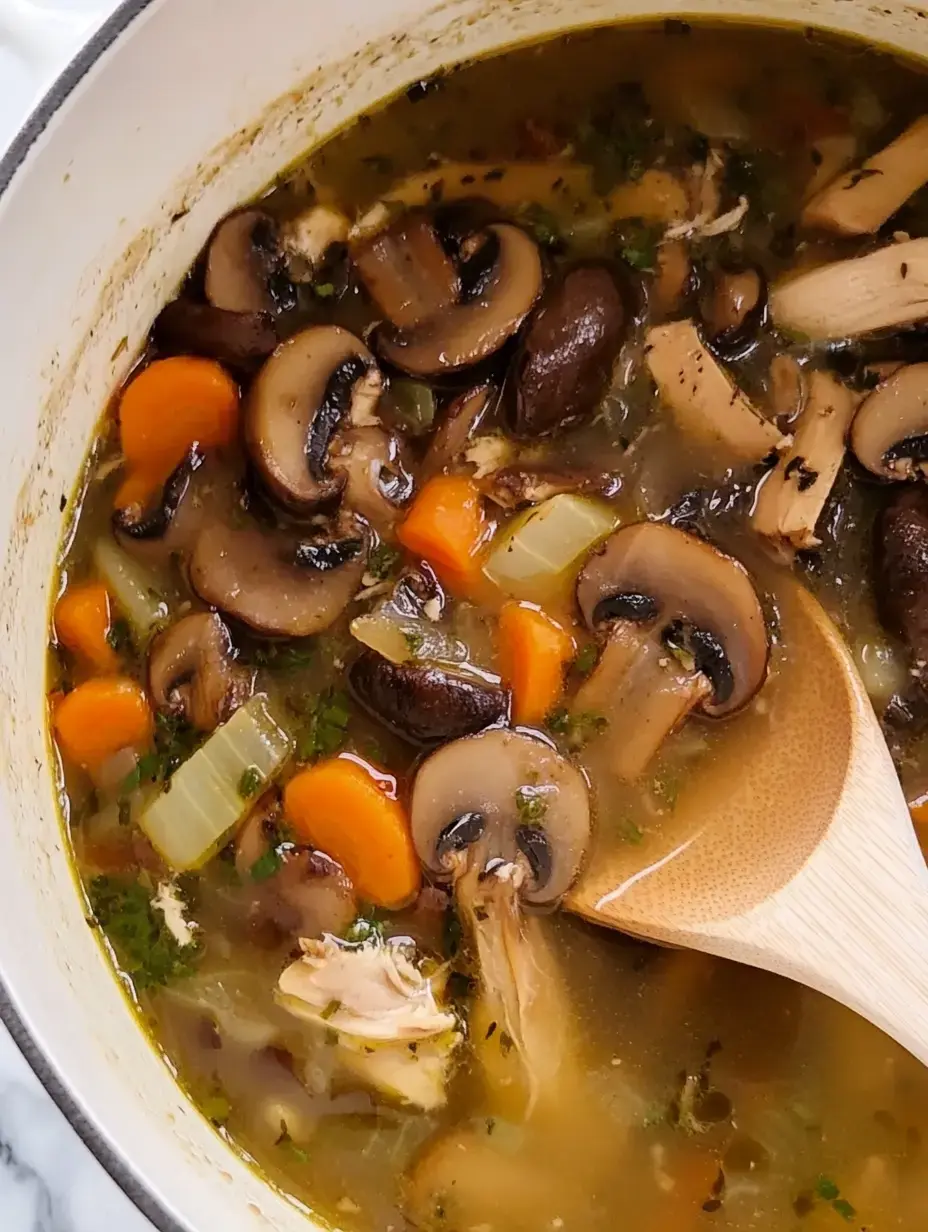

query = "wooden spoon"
569;578;928;1065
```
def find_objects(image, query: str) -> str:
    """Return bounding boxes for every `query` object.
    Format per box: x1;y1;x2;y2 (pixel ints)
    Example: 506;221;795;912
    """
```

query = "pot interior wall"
0;0;925;1228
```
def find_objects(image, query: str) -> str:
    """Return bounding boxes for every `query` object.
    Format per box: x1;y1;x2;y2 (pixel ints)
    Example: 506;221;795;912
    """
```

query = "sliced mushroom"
148;611;252;732
802;116;928;236
349;651;507;745
153;299;280;369
113;446;205;542
421;384;494;481
877;486;928;660
245;325;383;511
767;354;807;423
851;362;928;480
478;466;618;510
753;370;856;550
769;238;928;341
205;209;296;314
512;263;627;438
411;728;591;907
377;224;543;376
279;204;351;274
575;523;768;779
189;515;368;638
646;319;786;462
353;212;460;330
329;426;415;534
699;264;766;358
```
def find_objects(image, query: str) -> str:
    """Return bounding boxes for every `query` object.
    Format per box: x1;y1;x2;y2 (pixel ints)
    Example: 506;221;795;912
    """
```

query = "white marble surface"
0;5;158;1229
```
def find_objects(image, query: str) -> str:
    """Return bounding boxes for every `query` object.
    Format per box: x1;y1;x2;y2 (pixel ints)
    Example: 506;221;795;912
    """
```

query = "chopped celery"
93;538;169;641
140;697;292;871
483;495;617;600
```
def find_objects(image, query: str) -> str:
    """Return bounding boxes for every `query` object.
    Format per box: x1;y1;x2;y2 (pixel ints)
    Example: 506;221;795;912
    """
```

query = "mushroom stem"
453;853;575;1121
752;369;856;551
573;622;712;782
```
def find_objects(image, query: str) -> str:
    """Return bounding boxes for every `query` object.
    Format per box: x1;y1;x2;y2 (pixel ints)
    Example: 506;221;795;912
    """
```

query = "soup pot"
0;0;926;1227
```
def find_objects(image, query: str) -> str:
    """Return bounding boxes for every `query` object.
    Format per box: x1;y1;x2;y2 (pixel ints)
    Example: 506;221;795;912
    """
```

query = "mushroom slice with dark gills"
329;426;415;536
148;611;252;732
575;522;769;781
851;363;928;480
421;384;495;482
189;513;368;638
411;729;591;1116
353;212;460;330
204;208;297;315
153;299;281;370
375;223;544;377
512;263;628;438
348;651;507;745
698;262;767;360
245;325;384;512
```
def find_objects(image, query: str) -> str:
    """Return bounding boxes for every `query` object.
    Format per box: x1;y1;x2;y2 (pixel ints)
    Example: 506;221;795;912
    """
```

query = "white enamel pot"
0;1;926;1228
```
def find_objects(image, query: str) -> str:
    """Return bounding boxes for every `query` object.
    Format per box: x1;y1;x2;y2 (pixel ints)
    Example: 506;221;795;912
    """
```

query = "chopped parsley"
404;629;426;656
517;203;562;250
618;816;644;844
249;848;282;883
343;915;385;946
617;219;662;272
545;707;609;750
793;1176;856;1222
321;999;343;1021
815;1178;841;1202
515;785;548;827
312;281;336;299
576;82;655;193
573;642;599;677
296;688;352;762
89;875;200;990
367;542;402;581
238;765;264;799
250;640;314;672
122;711;202;793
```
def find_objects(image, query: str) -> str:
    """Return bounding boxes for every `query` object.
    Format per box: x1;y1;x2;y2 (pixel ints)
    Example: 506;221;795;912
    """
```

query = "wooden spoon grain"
569;579;928;1066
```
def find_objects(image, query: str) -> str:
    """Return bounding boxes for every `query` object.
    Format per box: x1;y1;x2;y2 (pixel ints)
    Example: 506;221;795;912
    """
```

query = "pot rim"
0;9;178;1232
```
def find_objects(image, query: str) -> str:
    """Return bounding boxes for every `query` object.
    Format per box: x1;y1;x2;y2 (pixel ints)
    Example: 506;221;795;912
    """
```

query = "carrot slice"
53;677;153;771
498;601;574;725
284;756;420;908
398;474;489;593
54;582;119;673
118;356;240;482
910;794;928;827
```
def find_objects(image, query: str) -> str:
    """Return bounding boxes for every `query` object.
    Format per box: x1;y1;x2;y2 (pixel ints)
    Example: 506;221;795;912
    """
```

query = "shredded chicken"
465;433;516;479
664;147;749;241
281;204;350;271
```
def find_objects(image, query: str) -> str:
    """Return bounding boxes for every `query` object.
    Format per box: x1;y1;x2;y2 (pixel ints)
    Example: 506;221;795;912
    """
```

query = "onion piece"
93;538;169;641
140;696;292;871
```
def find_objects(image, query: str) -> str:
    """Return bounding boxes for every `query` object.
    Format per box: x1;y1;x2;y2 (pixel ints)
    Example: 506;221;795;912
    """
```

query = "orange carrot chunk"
118;356;240;483
909;794;928;827
53;677;153;771
54;582;119;673
284;756;421;909
398;475;489;592
498;600;575;725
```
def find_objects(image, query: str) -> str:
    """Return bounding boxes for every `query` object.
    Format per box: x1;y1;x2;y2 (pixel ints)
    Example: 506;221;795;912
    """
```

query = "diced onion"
140;696;292;871
350;612;468;667
483;494;617;600
93;538;169;641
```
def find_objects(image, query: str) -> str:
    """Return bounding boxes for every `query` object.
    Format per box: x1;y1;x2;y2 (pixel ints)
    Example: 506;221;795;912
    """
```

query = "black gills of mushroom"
205;208;297;315
877;487;928;660
348;651;508;745
113;447;205;540
293;535;365;572
513;263;627;438
592;591;660;626
699;263;767;360
307;355;372;480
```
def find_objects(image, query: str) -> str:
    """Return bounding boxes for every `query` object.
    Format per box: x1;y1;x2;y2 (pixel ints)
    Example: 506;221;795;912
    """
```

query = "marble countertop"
0;5;156;1228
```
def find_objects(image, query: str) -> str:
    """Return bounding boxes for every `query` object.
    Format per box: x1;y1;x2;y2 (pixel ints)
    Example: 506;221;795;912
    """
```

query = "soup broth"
49;19;928;1232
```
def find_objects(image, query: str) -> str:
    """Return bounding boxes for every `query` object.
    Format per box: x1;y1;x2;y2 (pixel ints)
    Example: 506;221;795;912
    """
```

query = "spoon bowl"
569;579;928;1065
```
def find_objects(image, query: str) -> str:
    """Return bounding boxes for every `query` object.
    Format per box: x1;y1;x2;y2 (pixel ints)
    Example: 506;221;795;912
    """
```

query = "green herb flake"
517;203;562;250
238;765;264;799
573;642;599;677
313;281;336;299
297;688;352;762
252;640;315;672
831;1198;856;1221
343;915;385;946
814;1177;841;1202
619;816;644;845
89;875;200;990
545;708;608;750
368;542;402;581
617;219;663;272
201;1090;232;1127
321;999;343;1021
250;848;283;883
404;629;426;656
515;785;548;828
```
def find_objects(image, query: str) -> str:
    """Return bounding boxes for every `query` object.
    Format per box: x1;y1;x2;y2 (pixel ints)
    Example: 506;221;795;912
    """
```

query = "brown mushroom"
189;515;368;638
753;370;856;550
645;319;786;463
421;384;495;481
245;325;383;512
851;362;928;480
477;466;617;510
575;523;769;779
349;651;507;745
411;728;591;908
513;263;627;438
377;224;543;376
353;212;460;330
877;486;928;661
153;299;280;369
329;426;415;535
148;612;252;732
699;263;766;359
205;209;296;314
